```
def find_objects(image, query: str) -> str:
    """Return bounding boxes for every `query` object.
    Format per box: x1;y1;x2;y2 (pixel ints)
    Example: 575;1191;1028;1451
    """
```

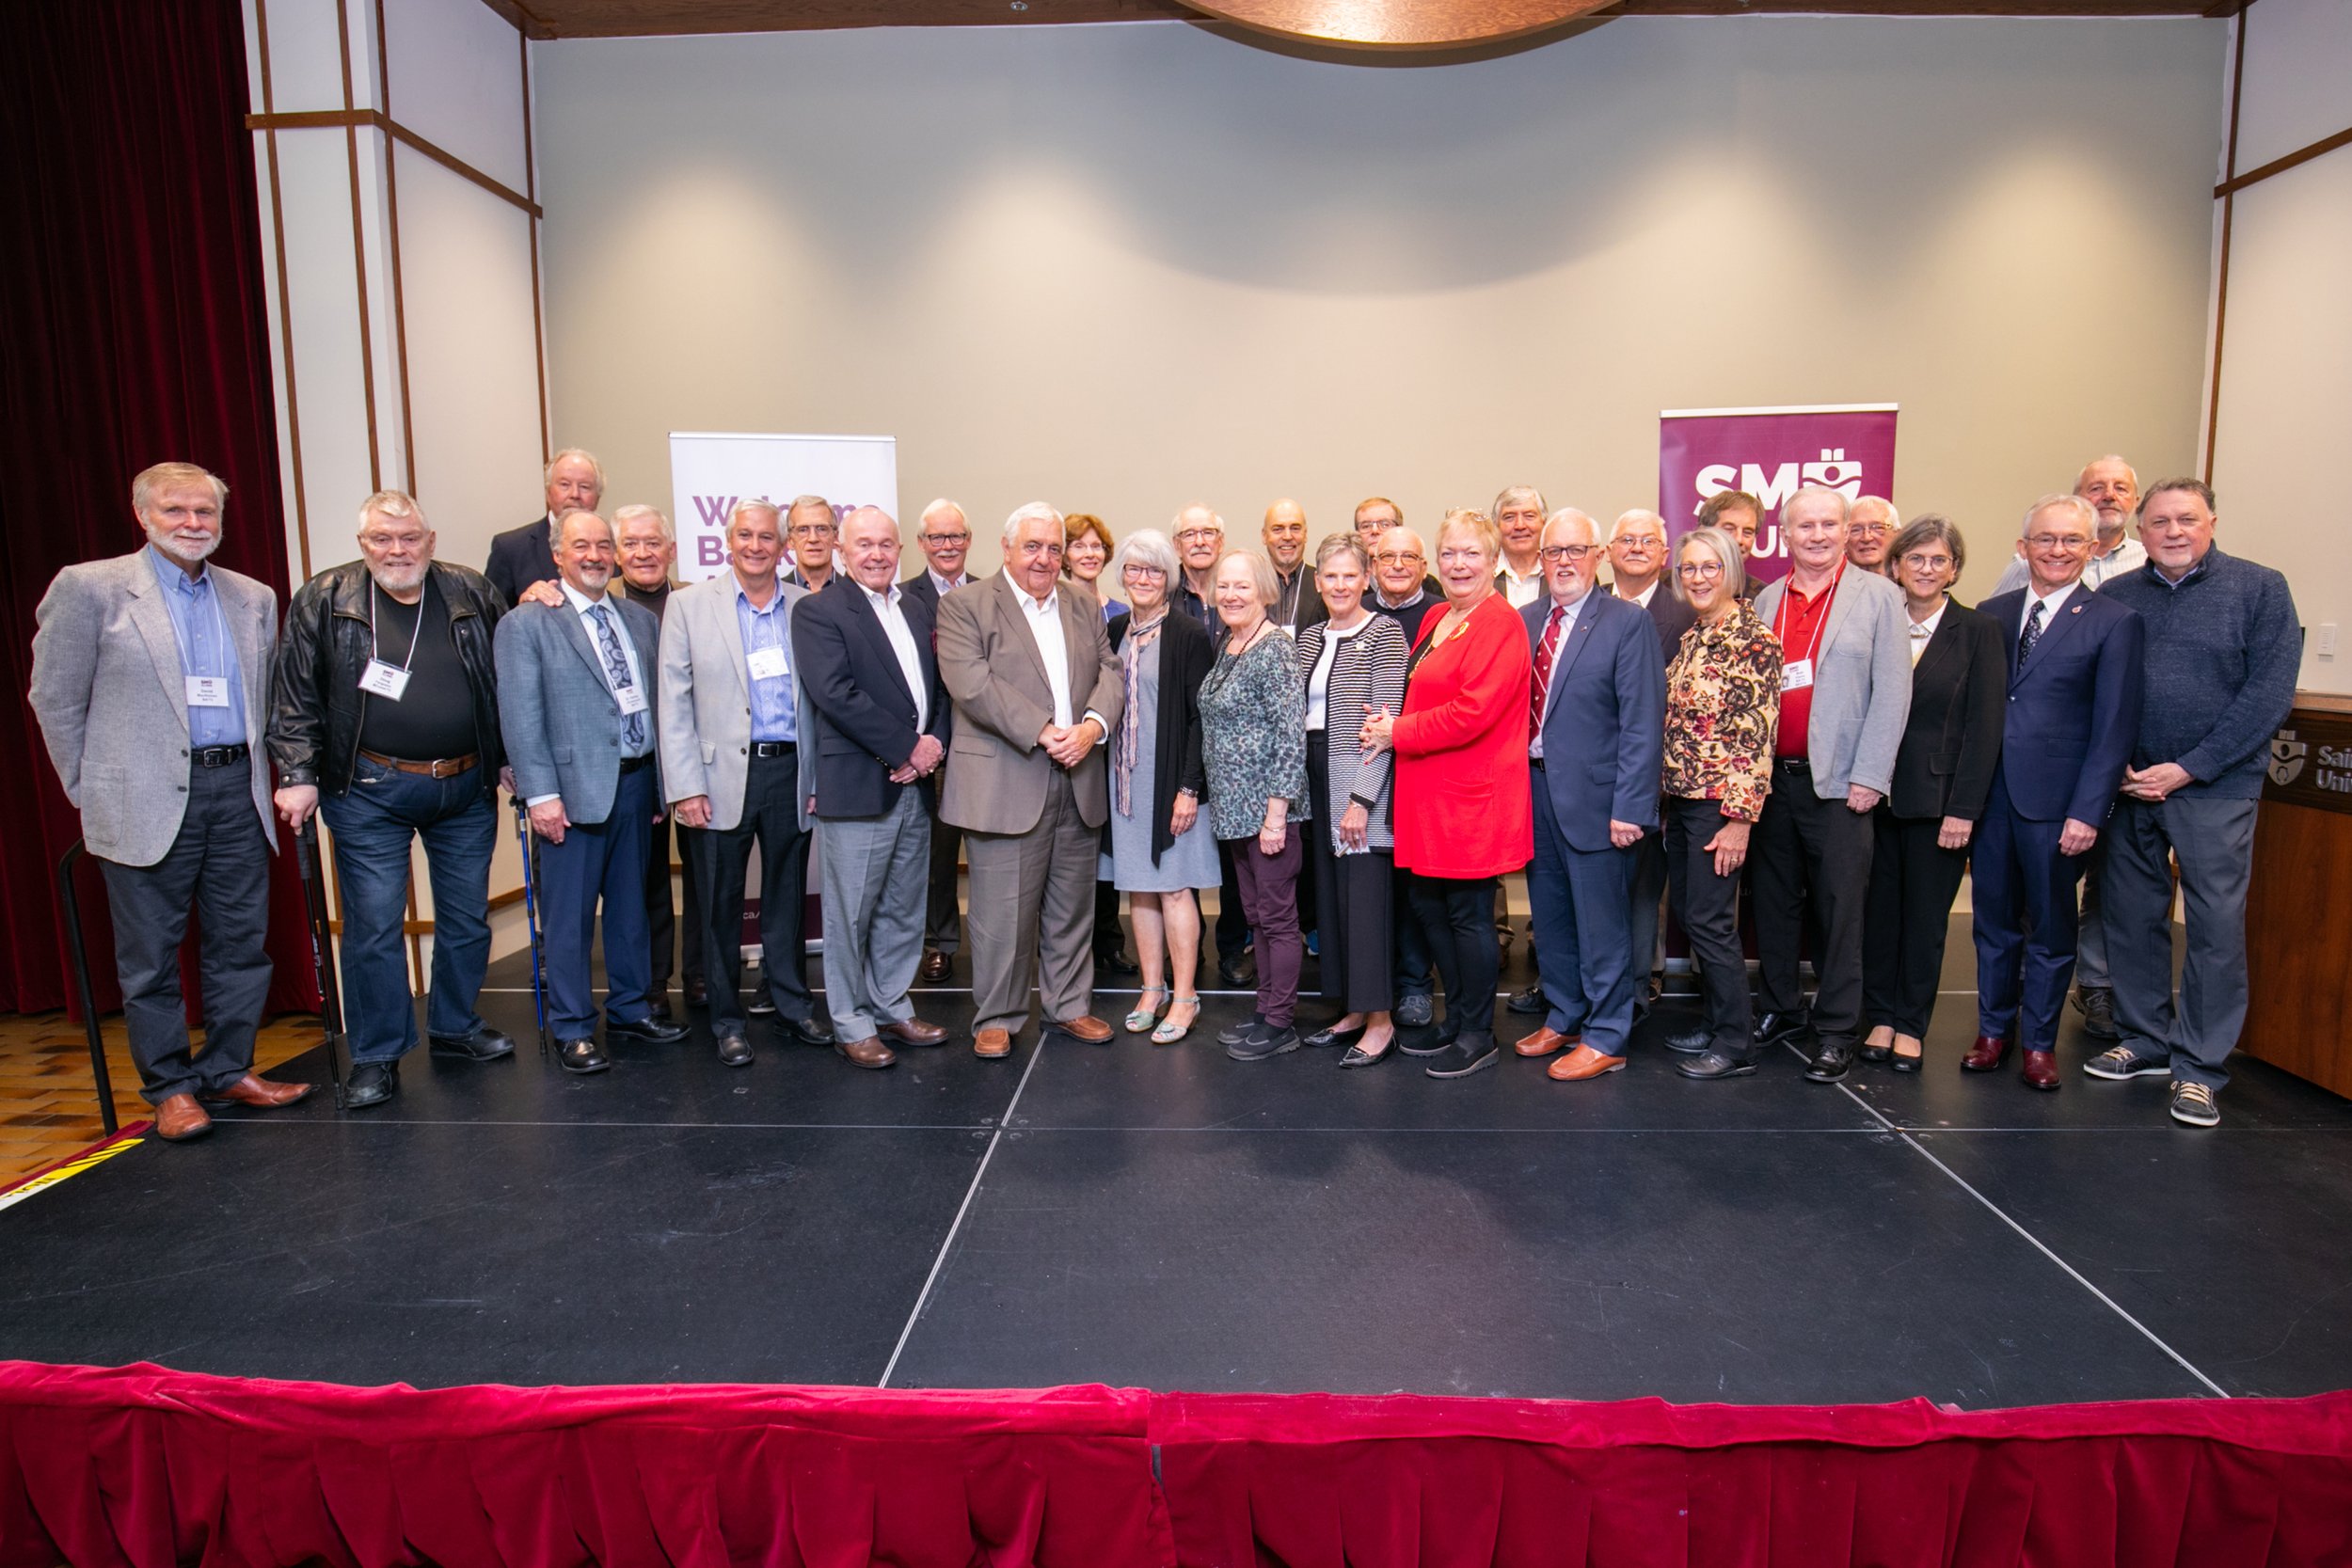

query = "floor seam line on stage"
206;1118;996;1132
876;1036;1049;1389
1804;1048;2233;1400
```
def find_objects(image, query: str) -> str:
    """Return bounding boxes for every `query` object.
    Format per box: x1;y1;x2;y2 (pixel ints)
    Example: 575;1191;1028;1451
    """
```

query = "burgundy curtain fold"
0;0;318;1016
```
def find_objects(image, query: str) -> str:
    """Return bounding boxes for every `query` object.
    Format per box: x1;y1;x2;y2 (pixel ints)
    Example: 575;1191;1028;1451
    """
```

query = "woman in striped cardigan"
1294;533;1410;1067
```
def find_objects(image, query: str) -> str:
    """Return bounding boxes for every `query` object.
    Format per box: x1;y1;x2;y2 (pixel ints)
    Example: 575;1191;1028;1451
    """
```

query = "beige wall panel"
384;0;532;197
2233;0;2352;174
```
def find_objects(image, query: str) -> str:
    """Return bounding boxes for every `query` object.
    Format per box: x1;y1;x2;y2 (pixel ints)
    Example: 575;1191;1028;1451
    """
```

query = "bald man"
1263;499;1327;634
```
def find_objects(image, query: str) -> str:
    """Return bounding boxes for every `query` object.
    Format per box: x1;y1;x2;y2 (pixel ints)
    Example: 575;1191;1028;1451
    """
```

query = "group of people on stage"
30;449;2298;1143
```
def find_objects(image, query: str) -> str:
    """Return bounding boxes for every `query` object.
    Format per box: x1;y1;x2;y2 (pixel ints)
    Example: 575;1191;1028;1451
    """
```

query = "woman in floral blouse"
1660;524;1782;1080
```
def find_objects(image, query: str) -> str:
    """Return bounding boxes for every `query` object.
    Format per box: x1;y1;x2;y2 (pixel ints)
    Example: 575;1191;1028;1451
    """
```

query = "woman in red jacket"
1362;507;1534;1079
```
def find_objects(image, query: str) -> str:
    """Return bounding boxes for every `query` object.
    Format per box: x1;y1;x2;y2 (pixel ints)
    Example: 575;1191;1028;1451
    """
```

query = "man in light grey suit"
936;502;1125;1059
29;462;314;1142
496;510;687;1074
1748;485;1915;1085
659;499;833;1067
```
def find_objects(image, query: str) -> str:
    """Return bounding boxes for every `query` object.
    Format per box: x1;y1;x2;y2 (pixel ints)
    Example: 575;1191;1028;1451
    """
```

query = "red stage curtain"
0;0;319;1016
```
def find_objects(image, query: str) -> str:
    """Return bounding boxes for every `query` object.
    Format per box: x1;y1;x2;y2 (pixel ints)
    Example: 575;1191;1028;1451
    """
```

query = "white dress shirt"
1005;569;1107;740
1528;589;1593;759
1497;560;1545;609
928;568;970;598
865;580;928;719
1907;598;1948;667
2021;579;2080;640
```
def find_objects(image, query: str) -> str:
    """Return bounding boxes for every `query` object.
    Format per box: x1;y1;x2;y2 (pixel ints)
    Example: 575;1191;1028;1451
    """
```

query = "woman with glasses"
1295;533;1409;1067
1101;530;1219;1043
1861;515;2005;1071
1360;508;1533;1079
1064;513;1126;621
1660;526;1783;1080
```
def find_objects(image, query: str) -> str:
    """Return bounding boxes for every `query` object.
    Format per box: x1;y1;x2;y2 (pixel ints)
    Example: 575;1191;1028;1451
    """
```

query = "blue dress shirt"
149;545;246;748
732;575;798;743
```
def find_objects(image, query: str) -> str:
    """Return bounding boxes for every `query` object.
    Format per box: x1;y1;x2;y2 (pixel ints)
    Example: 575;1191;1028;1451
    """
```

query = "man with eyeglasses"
2091;481;2297;1128
1966;494;2143;1094
1607;509;1695;1012
610;504;706;1019
905;499;976;985
1847;497;1899;573
785;495;838;592
1171;504;1225;634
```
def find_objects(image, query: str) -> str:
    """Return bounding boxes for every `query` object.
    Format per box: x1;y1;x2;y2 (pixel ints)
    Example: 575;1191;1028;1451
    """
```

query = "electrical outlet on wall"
2320;623;2339;658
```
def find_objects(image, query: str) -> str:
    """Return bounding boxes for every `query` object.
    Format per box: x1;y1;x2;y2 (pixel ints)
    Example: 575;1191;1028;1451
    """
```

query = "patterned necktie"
2017;599;2047;671
590;604;646;751
1530;603;1565;734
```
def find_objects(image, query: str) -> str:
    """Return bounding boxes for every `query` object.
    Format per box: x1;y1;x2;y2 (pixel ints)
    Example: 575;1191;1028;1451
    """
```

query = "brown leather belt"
360;748;479;780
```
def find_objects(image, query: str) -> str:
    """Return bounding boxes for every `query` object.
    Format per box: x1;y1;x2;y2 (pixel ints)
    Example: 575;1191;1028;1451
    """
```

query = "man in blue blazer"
791;506;957;1069
1967;495;2145;1091
484;448;600;607
495;510;687;1074
1518;510;1665;1081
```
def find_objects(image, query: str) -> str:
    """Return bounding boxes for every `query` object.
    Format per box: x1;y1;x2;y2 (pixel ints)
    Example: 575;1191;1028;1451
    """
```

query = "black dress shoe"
918;951;952;985
1505;984;1546;1016
1217;1012;1266;1047
1857;1040;1893;1064
748;996;777;1017
428;1026;515;1061
1226;1022;1301;1061
1303;1020;1366;1049
1891;1048;1923;1074
1754;1008;1812;1047
1804;1040;1853;1083
1675;1050;1756;1080
1663;1028;1710;1054
716;1032;753;1068
1424;1033;1499;1079
1217;954;1257;988
647;1001;675;1025
1338;1041;1391;1069
556;1037;610;1074
345;1061;399;1107
779;1013;834;1046
607;1014;688;1045
684;977;710;1008
1097;947;1141;977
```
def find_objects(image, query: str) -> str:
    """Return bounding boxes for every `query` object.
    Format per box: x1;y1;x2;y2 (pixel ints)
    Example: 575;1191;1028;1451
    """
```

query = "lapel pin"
2072;604;2084;613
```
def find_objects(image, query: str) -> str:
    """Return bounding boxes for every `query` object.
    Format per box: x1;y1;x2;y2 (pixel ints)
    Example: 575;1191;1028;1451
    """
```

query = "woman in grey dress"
1104;530;1220;1044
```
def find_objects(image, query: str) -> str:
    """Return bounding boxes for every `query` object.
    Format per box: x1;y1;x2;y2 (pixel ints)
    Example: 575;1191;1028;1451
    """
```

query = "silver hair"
134;462;229;515
1213;546;1279;608
1491;484;1547;519
1543;507;1597;544
2023;492;2097;539
1002;500;1065;548
1109;527;1181;586
1780;485;1852;526
1609;508;1666;543
786;494;834;526
918;498;967;532
1672;526;1747;606
1314;531;1371;575
726;498;782;532
552;508;612;546
611;503;673;544
544;448;604;488
356;488;425;531
2075;454;2139;492
1851;495;1899;530
1170;503;1224;535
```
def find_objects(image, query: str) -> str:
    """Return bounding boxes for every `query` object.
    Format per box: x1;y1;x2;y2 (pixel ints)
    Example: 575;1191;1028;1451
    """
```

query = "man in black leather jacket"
266;491;515;1107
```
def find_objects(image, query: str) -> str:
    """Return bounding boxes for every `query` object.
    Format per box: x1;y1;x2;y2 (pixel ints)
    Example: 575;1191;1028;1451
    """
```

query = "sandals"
1152;995;1201;1045
1124;986;1170;1034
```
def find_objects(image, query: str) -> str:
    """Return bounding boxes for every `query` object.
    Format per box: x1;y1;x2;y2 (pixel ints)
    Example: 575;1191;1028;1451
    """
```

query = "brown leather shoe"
881;1017;949;1046
919;950;952;985
975;1027;1012;1059
1051;1015;1114;1044
1963;1034;2013;1072
153;1093;213;1143
202;1073;317;1109
1547;1044;1627;1081
835;1035;898;1070
2021;1048;2060;1091
1513;1026;1578;1058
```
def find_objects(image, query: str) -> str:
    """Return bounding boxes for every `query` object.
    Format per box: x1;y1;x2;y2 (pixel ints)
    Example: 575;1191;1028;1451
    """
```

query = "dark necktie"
1531;604;1565;734
590;604;646;751
2017;600;2047;671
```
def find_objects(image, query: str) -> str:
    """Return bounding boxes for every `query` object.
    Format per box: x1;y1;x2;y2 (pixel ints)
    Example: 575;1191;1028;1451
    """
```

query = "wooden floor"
0;1011;319;1186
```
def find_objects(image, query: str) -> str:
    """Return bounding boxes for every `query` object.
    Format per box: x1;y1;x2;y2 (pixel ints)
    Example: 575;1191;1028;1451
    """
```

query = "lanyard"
1773;562;1843;667
369;580;428;673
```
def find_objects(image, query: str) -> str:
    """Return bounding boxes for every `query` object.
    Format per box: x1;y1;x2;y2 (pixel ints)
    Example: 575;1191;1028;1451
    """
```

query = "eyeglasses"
790;525;836;541
1851;523;1891;537
1372;551;1422;567
1121;563;1167;579
1175;528;1222;544
1613;535;1663;550
2026;533;2091;552
1540;545;1598;563
1677;561;1725;580
920;531;970;546
1899;552;1955;573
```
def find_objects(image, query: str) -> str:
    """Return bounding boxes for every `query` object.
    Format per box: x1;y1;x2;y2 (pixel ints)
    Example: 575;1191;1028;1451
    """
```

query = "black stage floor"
5;923;2350;1408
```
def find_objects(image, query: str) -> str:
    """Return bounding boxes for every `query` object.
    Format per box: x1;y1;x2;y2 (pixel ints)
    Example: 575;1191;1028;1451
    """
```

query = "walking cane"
514;800;552;1057
295;818;351;1110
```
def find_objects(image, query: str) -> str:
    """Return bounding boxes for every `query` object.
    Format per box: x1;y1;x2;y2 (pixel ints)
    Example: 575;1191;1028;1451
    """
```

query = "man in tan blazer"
936;502;1125;1057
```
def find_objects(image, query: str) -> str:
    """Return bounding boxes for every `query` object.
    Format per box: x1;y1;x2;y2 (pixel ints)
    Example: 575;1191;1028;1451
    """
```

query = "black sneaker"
1394;993;1435;1029
2169;1080;2220;1127
1505;984;1546;1015
1216;1012;1266;1047
2075;987;2121;1040
1423;1033;1499;1079
1226;1022;1301;1062
2084;1043;2170;1081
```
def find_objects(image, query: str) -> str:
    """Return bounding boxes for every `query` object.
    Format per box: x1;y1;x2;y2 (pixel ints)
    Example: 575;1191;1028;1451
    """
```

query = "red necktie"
1531;604;1564;736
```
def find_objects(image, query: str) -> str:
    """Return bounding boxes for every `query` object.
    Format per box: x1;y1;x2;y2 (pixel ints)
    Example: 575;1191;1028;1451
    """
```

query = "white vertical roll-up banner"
666;432;899;581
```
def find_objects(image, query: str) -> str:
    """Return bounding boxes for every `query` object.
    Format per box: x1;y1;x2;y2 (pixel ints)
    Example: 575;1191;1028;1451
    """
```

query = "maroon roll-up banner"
1659;404;1899;588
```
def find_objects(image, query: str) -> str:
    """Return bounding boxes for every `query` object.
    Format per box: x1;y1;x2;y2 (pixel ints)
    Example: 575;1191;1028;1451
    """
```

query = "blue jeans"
321;756;497;1063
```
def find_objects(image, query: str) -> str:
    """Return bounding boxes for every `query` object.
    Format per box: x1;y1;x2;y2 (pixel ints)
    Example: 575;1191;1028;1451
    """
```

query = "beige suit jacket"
936;573;1123;835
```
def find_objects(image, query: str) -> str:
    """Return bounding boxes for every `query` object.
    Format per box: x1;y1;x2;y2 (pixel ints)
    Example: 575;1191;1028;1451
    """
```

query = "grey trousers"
964;769;1097;1036
96;761;272;1105
818;790;932;1043
2103;794;2257;1090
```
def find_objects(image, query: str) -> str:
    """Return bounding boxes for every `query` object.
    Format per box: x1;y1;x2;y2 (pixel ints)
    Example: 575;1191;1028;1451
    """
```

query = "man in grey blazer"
936;502;1125;1058
496;511;686;1074
659;499;833;1067
1749;486;1915;1084
29;463;313;1142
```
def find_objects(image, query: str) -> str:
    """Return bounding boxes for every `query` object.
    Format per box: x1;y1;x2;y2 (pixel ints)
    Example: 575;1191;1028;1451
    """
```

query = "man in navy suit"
1518;510;1665;1081
485;449;601;607
1966;494;2144;1091
792;506;957;1069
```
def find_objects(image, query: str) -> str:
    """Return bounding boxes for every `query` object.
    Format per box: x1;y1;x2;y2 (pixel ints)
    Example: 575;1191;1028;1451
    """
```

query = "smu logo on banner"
1658;404;1899;586
668;432;899;582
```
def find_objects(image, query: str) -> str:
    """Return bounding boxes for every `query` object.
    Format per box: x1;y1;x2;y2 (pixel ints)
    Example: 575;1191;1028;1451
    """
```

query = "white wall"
532;16;2224;598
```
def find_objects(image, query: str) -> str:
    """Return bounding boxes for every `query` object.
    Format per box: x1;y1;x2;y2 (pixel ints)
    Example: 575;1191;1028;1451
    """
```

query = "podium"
2240;693;2352;1097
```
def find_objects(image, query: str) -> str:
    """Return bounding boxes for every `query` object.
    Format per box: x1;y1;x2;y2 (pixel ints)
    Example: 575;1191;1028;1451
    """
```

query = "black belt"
619;753;655;774
1528;755;1546;771
191;743;250;768
1774;757;1812;773
750;740;795;758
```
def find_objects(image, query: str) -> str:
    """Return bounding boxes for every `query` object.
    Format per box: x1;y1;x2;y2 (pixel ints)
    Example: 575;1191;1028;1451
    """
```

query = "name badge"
185;675;232;708
1780;657;1814;692
746;645;789;681
359;658;412;699
615;683;650;716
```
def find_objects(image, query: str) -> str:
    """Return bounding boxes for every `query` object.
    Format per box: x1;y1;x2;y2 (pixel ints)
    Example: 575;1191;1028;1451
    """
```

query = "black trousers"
1861;807;1970;1037
1215;841;1248;963
1307;731;1393;1013
697;749;816;1034
1628;828;1667;986
1408;873;1498;1039
1664;797;1754;1058
925;814;962;957
1752;764;1872;1048
644;815;706;997
97;760;271;1104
